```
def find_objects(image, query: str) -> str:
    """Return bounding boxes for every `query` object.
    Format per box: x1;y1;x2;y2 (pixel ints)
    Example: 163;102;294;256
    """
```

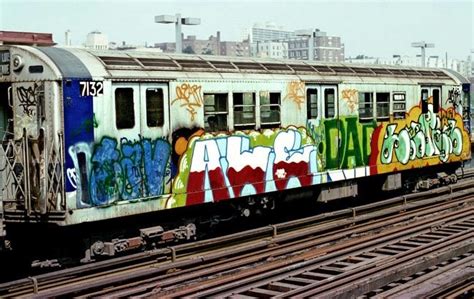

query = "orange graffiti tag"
284;81;305;109
341;89;358;113
172;83;203;121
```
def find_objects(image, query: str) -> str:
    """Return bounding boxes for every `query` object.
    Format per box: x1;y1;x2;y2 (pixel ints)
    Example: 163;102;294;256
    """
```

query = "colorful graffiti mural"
171;83;203;121
307;117;377;170
68;137;171;206
172;128;319;207
372;101;470;173
65;86;470;210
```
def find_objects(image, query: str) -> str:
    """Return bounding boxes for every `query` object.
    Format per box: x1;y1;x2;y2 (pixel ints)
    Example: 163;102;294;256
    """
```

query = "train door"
0;83;12;141
138;83;171;196
139;83;169;139
113;83;141;140
420;86;442;158
323;85;339;170
306;84;338;171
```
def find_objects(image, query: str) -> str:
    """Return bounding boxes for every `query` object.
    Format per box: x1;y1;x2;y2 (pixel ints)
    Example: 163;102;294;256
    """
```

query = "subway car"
0;45;471;261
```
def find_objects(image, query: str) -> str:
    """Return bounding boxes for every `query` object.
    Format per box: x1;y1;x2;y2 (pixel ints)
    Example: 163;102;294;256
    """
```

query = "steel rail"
45;197;474;295
152;207;473;298
1;180;473;297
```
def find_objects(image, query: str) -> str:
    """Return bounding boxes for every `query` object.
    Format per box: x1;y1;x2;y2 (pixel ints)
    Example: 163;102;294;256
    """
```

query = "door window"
115;87;135;129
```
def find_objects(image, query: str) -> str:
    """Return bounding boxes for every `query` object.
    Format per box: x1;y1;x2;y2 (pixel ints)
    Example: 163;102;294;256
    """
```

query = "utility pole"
411;41;434;67
155;14;201;54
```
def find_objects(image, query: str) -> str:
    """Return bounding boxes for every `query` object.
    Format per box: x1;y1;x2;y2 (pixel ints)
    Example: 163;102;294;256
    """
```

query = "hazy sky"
1;0;473;59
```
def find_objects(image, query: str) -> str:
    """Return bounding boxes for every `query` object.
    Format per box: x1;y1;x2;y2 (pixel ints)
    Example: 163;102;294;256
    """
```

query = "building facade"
288;29;345;62
85;31;109;50
252;41;288;59
156;31;250;57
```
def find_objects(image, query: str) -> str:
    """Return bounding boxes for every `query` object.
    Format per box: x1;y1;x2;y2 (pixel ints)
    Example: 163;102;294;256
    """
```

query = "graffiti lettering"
381;103;463;164
171;83;203;121
177;128;318;206
447;88;462;114
309;117;375;169
341;89;358;113
16;83;41;117
69;137;171;206
284;81;305;109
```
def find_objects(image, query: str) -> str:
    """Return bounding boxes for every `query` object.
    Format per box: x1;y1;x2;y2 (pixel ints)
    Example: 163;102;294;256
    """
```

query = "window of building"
146;88;164;127
307;88;318;119
376;93;390;121
234;92;256;130
433;88;440;113
259;91;281;128
358;92;373;121
204;93;228;131
392;92;406;119
324;88;336;118
421;88;429;113
115;88;135;129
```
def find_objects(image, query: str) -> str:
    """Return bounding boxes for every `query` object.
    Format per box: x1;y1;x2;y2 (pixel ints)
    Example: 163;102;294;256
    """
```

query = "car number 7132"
80;81;104;97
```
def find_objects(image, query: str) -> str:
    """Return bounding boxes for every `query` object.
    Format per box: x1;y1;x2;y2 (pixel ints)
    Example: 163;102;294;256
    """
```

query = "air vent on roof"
351;68;375;75
330;66;355;73
137;58;179;68
99;56;140;66
175;59;213;69
288;64;316;72
233;62;266;71
262;63;292;71
371;68;392;75
433;70;449;78
313;65;334;73
401;69;420;76
388;69;404;75
209;61;236;69
417;70;435;76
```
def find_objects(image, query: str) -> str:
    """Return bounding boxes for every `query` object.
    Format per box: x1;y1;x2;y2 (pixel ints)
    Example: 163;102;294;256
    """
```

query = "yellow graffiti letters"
341;89;358;113
172;83;203;121
284;81;305;110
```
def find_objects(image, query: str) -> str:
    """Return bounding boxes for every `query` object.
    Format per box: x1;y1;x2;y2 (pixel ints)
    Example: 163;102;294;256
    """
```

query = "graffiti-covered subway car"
0;45;470;249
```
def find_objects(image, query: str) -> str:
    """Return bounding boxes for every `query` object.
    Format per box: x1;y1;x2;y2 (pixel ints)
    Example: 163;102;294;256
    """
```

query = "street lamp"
411;41;434;67
155;14;201;54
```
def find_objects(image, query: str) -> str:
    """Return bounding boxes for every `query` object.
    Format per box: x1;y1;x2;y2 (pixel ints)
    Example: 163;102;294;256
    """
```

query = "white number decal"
79;81;104;97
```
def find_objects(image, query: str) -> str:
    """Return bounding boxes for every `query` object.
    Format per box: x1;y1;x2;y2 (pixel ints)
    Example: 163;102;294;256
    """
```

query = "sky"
0;0;473;60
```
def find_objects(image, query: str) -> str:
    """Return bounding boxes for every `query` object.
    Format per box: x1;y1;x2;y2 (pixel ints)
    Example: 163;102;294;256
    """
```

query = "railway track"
0;176;473;297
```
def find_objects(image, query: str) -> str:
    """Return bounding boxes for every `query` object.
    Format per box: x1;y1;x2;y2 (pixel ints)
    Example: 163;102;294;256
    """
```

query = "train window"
260;91;281;128
115;88;135;129
146;88;164;127
324;88;335;118
358;92;373;121
421;89;429;113
234;92;256;130
392;93;406;119
204;93;228;131
376;93;390;121
307;89;318;119
433;88;440;113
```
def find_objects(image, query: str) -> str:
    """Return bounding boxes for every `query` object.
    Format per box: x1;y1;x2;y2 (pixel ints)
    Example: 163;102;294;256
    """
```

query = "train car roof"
0;45;467;85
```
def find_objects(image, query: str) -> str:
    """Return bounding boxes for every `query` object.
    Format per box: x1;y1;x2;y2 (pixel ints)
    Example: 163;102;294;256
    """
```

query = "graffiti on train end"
373;101;470;173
